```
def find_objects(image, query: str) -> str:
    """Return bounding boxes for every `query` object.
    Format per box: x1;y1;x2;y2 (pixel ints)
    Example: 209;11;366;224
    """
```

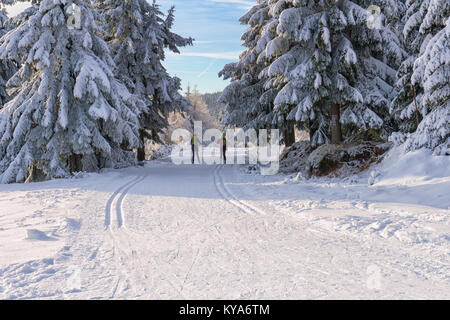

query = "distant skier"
220;132;227;164
191;134;200;164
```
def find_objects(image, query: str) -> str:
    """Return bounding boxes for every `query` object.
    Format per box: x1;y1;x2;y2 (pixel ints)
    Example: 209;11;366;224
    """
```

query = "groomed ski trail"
0;160;448;299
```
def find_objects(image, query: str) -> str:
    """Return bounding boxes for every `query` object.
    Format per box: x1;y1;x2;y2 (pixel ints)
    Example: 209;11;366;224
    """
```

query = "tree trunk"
68;154;83;174
284;121;296;147
330;103;342;144
308;119;316;145
65;154;83;177
410;84;421;127
25;162;48;183
137;129;146;162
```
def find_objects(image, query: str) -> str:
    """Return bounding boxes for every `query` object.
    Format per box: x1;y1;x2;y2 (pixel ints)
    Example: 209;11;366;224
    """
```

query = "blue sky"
158;0;252;93
6;0;252;94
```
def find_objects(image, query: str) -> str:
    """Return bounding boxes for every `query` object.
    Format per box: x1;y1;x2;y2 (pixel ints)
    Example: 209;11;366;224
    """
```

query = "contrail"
197;59;217;78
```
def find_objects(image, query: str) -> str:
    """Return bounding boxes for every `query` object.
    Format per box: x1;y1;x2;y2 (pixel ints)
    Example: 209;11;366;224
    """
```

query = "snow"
375;147;450;186
0;178;86;267
0;149;448;299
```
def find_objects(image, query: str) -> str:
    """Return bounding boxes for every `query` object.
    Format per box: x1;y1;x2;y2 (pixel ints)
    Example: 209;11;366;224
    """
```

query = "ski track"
213;165;255;216
106;172;187;299
214;165;267;218
105;175;145;229
104;174;154;299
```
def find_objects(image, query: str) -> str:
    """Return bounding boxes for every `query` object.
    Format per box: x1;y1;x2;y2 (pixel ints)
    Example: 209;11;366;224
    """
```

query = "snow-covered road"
0;156;449;299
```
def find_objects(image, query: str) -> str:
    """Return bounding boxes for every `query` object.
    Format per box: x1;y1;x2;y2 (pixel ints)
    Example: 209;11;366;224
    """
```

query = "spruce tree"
391;0;429;135
262;0;400;146
0;8;15;108
96;0;192;161
392;0;449;154
220;0;403;147
0;0;144;183
219;1;276;133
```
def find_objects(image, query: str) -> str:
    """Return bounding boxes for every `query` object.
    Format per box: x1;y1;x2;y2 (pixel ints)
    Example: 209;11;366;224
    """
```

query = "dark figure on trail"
191;134;200;164
220;132;227;164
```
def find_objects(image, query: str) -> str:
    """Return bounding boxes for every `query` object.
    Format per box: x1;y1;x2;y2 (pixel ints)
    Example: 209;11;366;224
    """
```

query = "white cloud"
168;51;240;60
4;2;31;17
207;0;254;9
193;40;229;45
207;0;253;4
194;40;216;44
197;59;217;78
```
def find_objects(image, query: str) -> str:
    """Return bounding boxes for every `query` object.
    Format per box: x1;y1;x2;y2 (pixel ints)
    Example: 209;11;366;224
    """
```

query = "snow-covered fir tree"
392;0;449;155
219;1;277;133
0;8;14;108
0;1;41;108
221;0;405;147
0;0;145;183
263;0;400;146
372;0;408;135
391;0;429;135
95;0;192;161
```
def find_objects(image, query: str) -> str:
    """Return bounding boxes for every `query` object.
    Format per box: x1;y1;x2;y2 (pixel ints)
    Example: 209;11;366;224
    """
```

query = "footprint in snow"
26;229;57;241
